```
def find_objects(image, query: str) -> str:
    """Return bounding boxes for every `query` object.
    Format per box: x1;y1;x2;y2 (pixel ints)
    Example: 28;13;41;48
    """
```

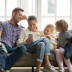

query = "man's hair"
28;16;37;22
12;7;24;13
55;19;68;32
45;24;54;31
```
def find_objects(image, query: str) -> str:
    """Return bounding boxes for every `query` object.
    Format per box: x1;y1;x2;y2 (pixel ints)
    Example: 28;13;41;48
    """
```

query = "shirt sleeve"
0;21;3;31
65;31;72;39
17;28;27;46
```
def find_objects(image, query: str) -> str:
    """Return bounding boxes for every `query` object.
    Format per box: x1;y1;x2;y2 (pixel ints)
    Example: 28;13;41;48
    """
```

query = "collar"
8;20;19;27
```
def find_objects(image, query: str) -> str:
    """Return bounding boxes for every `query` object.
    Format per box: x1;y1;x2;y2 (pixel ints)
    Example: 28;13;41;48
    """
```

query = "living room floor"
10;67;69;72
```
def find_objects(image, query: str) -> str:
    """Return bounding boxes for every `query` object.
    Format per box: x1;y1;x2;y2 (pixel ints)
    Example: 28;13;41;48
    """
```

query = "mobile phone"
28;34;33;40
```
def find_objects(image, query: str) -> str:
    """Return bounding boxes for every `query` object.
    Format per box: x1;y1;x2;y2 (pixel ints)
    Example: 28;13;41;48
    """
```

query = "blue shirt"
0;20;21;47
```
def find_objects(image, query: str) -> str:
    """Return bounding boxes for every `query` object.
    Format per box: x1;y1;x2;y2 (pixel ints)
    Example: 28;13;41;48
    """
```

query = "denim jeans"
0;42;26;70
64;42;72;59
24;38;50;63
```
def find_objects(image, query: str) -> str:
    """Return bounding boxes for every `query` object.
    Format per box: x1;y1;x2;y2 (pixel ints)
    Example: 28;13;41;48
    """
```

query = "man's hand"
21;15;27;20
0;42;2;47
26;38;33;44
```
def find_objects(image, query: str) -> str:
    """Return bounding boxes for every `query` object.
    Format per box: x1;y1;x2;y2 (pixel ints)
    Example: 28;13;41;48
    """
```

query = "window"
0;0;18;21
0;0;71;30
0;0;35;28
37;0;71;30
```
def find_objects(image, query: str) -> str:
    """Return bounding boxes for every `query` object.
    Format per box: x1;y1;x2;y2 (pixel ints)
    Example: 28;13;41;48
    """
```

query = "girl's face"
28;20;38;32
55;25;61;32
44;27;53;36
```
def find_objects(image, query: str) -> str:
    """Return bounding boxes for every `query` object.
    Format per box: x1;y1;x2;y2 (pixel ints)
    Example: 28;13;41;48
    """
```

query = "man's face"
12;10;23;23
28;20;38;32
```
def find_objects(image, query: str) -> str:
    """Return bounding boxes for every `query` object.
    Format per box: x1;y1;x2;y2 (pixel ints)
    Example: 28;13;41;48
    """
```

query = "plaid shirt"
0;20;21;47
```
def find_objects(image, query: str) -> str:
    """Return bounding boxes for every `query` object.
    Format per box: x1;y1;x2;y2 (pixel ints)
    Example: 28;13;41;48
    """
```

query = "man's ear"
12;12;16;16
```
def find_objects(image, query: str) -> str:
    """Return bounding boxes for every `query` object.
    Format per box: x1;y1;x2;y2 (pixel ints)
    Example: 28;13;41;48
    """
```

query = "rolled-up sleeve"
0;21;3;31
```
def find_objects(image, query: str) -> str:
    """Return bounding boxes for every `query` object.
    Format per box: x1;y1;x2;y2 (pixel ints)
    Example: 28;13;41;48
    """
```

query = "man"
0;7;27;72
17;16;58;72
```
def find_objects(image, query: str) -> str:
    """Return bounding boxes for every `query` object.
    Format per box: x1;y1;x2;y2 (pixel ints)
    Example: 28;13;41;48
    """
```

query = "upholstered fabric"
14;51;58;67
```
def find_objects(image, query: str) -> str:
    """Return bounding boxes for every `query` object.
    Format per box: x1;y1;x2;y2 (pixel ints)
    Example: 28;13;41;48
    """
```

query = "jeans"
24;38;50;63
0;42;26;70
64;42;72;59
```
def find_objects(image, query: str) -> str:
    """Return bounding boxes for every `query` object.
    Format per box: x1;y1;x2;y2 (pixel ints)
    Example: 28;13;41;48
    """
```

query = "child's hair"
27;15;37;22
55;19;68;32
44;24;54;31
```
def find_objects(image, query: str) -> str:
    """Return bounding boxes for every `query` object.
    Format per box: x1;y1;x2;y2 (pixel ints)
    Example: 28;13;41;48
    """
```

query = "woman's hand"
26;38;33;44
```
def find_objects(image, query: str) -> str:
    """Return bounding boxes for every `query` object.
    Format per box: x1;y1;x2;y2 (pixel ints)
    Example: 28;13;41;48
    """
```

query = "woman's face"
28;20;38;32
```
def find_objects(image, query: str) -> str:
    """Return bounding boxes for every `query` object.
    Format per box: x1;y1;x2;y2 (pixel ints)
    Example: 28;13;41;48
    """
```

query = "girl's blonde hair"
55;19;68;32
44;24;54;31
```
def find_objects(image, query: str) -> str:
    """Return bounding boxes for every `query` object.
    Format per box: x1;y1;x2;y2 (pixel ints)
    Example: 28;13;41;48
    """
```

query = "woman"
17;16;58;72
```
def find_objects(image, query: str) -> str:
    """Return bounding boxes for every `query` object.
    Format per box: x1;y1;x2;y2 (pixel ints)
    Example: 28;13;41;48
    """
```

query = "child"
54;19;72;72
42;24;58;51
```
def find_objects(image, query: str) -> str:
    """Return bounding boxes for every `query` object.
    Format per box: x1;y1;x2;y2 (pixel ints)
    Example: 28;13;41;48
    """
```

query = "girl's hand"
46;35;51;39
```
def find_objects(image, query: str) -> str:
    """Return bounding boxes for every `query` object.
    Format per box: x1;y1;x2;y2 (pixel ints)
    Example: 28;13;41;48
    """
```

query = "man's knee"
0;47;6;53
17;45;27;54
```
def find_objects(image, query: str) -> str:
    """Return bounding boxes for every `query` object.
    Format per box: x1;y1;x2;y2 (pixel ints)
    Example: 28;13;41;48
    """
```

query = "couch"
13;30;72;72
13;51;58;72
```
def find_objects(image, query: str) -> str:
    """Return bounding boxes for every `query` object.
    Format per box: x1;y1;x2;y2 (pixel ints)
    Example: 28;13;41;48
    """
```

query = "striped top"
58;31;72;48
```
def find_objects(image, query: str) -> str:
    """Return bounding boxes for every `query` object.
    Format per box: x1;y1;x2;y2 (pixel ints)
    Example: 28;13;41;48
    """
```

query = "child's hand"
46;35;51;39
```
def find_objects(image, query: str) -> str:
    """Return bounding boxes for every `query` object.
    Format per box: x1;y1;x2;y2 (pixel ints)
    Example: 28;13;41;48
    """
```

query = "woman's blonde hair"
55;19;68;32
44;24;54;31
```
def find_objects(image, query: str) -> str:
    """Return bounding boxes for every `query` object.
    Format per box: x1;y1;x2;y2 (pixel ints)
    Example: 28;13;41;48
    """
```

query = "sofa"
13;51;58;72
13;30;72;72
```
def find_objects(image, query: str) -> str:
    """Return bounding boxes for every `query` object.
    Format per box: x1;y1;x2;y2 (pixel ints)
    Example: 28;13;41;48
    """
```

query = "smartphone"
28;34;33;40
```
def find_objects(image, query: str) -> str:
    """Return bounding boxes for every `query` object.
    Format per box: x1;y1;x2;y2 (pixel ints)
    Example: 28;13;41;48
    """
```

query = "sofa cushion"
14;51;58;67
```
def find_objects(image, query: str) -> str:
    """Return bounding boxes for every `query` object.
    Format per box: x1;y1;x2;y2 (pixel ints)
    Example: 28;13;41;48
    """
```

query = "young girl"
42;24;58;51
54;19;72;72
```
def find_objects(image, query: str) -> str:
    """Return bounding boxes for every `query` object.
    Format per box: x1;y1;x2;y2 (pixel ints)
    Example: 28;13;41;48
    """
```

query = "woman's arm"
17;28;27;46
